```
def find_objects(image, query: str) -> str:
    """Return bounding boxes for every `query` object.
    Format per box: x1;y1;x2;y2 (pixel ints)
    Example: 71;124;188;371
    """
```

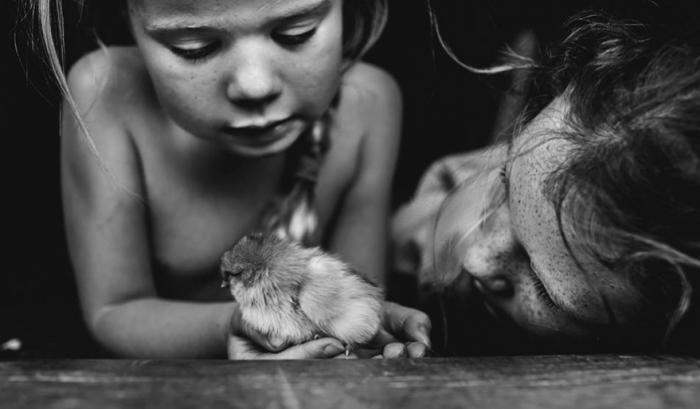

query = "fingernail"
323;342;344;356
417;325;431;347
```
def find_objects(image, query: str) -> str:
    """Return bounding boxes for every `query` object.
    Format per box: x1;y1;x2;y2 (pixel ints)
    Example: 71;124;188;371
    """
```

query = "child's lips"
226;117;288;135
221;118;303;146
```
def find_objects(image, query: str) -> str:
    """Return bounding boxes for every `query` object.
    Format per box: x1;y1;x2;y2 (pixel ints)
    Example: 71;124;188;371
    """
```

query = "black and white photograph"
2;0;700;407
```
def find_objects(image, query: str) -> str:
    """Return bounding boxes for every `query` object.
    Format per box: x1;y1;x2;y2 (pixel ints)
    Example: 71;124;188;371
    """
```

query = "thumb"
271;338;346;359
228;334;347;360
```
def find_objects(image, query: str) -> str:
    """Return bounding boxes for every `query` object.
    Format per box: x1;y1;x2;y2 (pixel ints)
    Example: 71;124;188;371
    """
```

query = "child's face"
435;97;644;345
128;0;343;156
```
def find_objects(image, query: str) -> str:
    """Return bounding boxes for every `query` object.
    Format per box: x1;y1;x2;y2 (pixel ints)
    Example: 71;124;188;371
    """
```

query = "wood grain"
1;355;699;409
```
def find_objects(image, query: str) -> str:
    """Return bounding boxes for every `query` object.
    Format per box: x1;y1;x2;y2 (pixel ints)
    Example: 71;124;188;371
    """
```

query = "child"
393;11;700;354
30;0;430;358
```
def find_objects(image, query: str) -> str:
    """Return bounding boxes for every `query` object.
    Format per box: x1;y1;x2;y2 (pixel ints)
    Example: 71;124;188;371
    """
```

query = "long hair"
428;9;700;352
523;11;700;349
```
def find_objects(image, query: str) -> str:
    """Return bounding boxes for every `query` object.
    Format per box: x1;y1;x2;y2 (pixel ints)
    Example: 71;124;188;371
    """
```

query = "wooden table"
1;355;699;409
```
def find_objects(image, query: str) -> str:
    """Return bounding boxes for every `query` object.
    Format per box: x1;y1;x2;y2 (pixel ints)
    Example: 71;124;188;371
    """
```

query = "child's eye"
272;27;317;46
169;41;220;62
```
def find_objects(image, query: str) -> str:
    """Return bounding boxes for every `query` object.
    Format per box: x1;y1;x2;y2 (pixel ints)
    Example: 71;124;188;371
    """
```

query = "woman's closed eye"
499;161;510;196
529;261;559;310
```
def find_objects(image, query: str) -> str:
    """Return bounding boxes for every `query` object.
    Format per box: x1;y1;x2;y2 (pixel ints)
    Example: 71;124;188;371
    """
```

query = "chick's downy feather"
220;234;383;349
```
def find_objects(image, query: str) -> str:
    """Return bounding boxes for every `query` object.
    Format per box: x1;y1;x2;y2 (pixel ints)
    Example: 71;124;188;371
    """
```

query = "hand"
369;301;432;358
226;304;348;360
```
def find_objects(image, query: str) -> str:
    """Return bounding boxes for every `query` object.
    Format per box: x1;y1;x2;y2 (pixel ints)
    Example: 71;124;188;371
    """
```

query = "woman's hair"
518;11;700;350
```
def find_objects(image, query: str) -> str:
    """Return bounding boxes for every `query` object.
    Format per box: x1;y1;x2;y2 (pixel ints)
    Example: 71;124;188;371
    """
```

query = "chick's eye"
169;41;220;62
273;27;317;46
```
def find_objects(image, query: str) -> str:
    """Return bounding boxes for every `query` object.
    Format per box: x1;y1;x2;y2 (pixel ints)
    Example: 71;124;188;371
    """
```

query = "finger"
333;352;358;359
384;302;432;347
382;342;407;358
368;328;399;349
403;313;432;348
270;338;345;360
354;347;382;359
406;342;428;358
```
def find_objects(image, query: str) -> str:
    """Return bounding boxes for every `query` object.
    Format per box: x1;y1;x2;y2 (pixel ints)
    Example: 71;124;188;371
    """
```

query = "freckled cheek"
286;33;343;103
288;59;342;111
150;66;222;123
511;286;563;335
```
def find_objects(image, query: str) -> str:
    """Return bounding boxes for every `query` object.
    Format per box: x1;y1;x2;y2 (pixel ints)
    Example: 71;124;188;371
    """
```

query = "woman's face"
128;0;343;156
434;97;644;346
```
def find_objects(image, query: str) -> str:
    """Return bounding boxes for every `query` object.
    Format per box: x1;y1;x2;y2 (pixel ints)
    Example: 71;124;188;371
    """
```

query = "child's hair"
514;11;700;350
25;0;388;114
23;0;389;245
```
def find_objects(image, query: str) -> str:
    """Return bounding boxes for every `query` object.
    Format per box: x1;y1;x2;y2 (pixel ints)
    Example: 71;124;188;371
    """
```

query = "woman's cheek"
511;287;564;336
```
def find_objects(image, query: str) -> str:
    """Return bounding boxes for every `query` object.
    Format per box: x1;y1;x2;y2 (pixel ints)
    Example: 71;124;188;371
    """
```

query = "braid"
259;111;332;247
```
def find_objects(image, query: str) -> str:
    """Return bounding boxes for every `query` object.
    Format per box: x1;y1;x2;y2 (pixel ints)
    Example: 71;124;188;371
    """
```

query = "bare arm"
326;64;402;286
61;50;233;358
323;65;434;358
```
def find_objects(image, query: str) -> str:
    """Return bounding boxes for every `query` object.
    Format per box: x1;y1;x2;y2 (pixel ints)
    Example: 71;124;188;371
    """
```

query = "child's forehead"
130;0;333;20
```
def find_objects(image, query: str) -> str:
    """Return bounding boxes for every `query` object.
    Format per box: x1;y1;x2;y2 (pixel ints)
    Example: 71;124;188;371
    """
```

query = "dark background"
2;0;697;358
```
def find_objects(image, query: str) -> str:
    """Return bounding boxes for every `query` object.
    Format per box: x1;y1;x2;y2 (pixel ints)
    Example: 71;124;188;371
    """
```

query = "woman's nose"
226;44;282;109
462;206;517;297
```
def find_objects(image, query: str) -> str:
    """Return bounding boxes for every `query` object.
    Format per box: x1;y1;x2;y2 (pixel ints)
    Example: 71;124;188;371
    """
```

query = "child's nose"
226;45;282;108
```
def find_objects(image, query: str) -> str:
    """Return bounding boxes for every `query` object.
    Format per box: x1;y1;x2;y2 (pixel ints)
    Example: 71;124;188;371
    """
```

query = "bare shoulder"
341;61;402;120
62;47;147;195
337;61;402;158
320;63;402;280
66;46;149;117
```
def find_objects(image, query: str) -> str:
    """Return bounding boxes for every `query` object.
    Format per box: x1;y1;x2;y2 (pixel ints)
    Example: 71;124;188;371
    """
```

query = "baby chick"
220;232;383;353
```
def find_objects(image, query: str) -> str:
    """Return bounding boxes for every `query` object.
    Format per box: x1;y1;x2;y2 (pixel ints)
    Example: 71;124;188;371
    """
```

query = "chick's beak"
220;267;246;289
220;269;235;289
